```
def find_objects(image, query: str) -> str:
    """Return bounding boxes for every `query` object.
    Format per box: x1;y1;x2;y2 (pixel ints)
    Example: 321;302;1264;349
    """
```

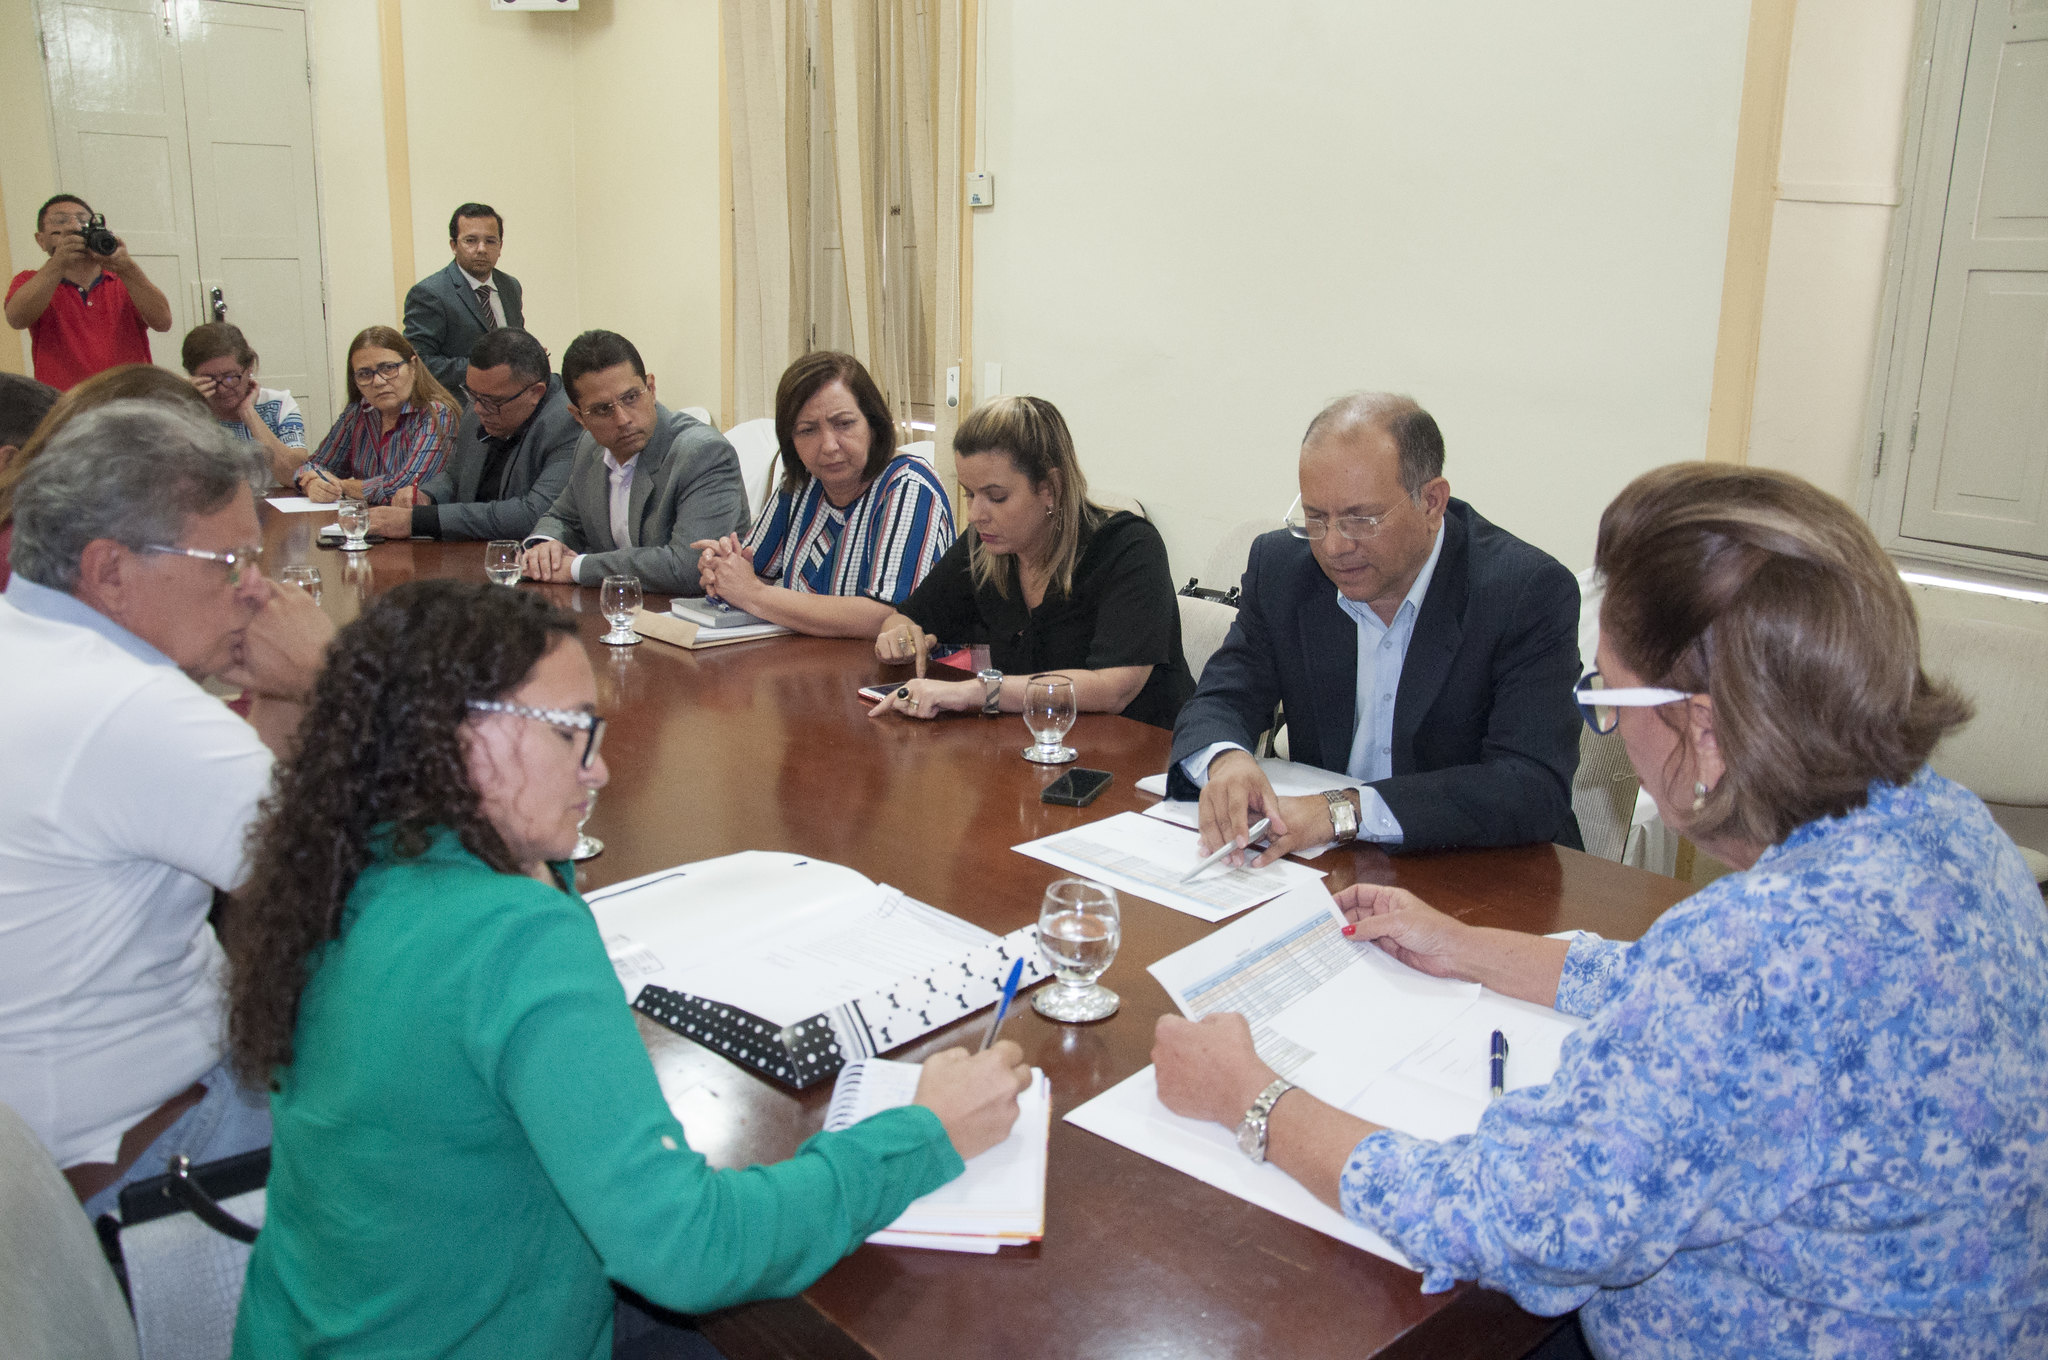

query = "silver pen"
1181;817;1271;882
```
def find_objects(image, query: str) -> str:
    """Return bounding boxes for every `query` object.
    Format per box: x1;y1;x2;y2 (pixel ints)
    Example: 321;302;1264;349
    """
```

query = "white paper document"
263;495;327;512
1069;889;1586;1264
1137;758;1368;856
1012;810;1324;922
587;852;993;1025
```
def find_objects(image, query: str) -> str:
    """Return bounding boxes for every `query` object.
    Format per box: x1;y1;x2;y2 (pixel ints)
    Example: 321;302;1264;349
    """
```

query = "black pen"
1489;1030;1509;1101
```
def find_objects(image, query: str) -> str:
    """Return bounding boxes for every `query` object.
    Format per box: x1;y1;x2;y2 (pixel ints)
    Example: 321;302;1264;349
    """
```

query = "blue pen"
1489;1030;1509;1101
980;957;1025;1052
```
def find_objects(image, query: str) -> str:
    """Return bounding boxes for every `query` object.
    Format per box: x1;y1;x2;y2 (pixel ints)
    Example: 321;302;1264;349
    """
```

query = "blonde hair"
954;395;1104;599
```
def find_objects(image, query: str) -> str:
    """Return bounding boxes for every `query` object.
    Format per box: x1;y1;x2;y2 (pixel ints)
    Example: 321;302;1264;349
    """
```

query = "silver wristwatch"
977;668;1004;717
1323;788;1360;844
1237;1076;1297;1163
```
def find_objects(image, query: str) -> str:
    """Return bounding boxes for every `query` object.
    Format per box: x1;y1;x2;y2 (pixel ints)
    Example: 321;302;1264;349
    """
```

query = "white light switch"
946;366;960;408
967;171;994;207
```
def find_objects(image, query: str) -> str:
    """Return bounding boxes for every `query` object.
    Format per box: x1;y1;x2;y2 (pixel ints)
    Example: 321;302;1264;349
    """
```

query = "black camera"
79;214;120;257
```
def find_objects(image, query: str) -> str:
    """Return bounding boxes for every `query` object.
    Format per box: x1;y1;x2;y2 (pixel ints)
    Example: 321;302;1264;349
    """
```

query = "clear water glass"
280;565;321;603
485;540;522;586
337;498;370;551
572;790;603;860
1021;673;1078;764
600;574;643;645
1032;878;1120;1022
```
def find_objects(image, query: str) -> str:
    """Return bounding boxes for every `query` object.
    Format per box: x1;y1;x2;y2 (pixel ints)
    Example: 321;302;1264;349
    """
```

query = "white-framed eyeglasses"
465;699;607;769
1281;493;1395;543
140;542;264;586
1574;669;1697;735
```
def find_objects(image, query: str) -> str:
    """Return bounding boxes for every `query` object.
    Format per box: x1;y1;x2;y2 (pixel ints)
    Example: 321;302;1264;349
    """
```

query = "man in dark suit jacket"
521;329;748;597
364;328;578;543
402;203;524;396
1169;393;1582;856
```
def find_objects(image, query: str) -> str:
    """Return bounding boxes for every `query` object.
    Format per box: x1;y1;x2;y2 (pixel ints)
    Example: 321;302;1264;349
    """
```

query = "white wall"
969;2;1753;582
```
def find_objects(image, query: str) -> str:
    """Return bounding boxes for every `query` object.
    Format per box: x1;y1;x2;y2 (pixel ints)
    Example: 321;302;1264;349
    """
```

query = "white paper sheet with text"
1012;811;1323;922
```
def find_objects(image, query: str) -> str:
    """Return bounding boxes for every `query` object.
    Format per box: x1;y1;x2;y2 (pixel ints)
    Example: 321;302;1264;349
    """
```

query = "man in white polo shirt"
0;400;332;1221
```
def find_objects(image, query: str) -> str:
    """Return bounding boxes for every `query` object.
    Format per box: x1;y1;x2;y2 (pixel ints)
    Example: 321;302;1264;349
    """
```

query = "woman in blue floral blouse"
1154;462;2048;1359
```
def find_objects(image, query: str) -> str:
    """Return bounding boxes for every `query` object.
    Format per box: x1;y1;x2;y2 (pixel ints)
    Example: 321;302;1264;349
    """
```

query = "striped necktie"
474;284;497;331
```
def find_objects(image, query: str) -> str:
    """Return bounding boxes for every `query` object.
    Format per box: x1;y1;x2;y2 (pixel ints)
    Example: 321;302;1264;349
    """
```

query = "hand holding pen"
1182;817;1271;882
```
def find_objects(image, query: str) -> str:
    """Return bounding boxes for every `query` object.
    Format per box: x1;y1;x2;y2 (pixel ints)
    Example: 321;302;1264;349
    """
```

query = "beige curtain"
724;0;968;485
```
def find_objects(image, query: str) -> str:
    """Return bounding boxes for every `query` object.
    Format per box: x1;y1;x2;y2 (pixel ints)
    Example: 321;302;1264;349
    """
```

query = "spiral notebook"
824;1058;1051;1252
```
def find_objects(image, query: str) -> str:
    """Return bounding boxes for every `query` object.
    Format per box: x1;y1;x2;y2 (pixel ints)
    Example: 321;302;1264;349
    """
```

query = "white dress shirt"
459;266;508;328
1183;522;1446;846
567;449;639;586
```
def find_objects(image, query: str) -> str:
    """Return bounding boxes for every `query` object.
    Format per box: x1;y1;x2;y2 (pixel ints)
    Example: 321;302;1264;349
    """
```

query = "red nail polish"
1340;923;1355;937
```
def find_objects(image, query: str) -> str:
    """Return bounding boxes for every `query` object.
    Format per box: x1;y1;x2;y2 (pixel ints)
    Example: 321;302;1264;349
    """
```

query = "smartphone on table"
1040;768;1113;807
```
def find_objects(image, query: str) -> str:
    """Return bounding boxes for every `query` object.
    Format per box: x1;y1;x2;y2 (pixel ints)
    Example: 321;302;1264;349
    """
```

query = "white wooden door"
174;1;331;420
37;0;205;367
1898;0;2048;558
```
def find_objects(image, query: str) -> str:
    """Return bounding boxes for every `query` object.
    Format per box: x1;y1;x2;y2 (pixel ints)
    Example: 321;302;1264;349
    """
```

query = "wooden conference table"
264;509;1692;1360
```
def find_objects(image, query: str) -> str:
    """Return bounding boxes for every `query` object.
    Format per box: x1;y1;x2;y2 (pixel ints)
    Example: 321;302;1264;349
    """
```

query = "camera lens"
81;217;119;255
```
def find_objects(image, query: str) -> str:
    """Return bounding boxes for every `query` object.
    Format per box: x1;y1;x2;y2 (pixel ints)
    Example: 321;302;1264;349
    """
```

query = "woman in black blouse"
871;395;1193;729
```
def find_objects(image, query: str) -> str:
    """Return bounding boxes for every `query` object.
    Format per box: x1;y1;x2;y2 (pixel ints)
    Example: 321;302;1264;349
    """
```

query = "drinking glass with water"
1032;878;1120;1021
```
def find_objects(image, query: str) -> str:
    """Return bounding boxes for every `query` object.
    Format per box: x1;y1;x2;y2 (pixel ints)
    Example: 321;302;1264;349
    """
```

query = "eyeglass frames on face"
465;379;543;416
139;543;264;586
465;700;607;769
1573;669;1697;735
1281;493;1398;543
574;386;647;424
353;359;410;386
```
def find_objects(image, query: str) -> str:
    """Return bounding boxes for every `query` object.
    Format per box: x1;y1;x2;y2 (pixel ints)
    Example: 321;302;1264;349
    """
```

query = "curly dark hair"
223;580;578;1086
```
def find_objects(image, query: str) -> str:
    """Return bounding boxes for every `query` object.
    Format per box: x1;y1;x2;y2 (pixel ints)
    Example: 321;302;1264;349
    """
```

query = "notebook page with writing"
825;1058;1050;1250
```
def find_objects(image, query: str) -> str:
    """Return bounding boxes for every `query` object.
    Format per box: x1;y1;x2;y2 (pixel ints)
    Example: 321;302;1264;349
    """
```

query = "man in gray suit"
521;330;748;596
363;329;577;542
402;203;524;396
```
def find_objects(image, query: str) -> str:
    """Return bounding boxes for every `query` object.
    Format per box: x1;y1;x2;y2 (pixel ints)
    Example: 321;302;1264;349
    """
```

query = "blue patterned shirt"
1340;770;2048;1357
217;385;306;451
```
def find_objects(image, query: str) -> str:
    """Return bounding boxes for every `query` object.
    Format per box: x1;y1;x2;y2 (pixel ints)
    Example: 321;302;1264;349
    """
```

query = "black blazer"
415;376;580;542
1167;499;1583;851
402;260;526;393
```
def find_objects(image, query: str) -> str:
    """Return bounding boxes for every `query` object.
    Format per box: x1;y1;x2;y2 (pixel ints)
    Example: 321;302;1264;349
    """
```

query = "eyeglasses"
353;360;410;386
1282;494;1397;543
465;379;542;416
202;369;249;390
465;699;608;769
140;543;264;585
574;385;647;423
1574;669;1697;735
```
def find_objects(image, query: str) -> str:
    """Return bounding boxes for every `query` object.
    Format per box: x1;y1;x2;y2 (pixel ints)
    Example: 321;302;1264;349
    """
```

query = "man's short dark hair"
37;194;91;233
468;328;550;387
561;331;646;406
1301;392;1446;500
0;373;59;448
449;203;503;240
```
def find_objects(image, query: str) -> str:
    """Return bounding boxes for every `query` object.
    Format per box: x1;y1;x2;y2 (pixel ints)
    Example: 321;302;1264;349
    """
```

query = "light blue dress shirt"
4;574;175;669
1184;523;1445;846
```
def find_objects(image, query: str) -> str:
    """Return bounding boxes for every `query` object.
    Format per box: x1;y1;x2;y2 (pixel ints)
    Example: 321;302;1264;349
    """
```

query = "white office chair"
1199;518;1272;597
1573;727;1643;863
678;406;713;426
0;1102;140;1360
723;417;782;521
898;439;936;466
1177;594;1239;684
1913;584;2048;884
1091;487;1148;520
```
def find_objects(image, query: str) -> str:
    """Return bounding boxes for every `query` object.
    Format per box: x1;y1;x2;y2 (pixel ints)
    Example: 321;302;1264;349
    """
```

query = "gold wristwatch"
1323;788;1360;844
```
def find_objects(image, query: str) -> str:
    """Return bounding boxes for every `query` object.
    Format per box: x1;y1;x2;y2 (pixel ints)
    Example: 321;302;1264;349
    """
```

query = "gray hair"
1301;392;1446;501
11;399;266;592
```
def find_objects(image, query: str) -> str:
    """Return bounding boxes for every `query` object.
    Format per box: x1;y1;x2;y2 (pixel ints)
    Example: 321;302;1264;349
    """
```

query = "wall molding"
376;0;414;325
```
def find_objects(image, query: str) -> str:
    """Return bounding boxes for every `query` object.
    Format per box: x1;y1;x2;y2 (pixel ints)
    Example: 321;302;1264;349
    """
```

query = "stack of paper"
824;1058;1051;1253
1013;810;1324;922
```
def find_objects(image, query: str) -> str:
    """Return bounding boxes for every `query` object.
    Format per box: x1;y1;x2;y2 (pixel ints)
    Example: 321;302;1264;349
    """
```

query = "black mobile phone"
1041;768;1113;807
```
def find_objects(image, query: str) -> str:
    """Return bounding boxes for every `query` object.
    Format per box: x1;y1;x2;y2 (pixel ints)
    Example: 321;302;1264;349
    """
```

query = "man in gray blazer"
364;329;577;542
521;330;748;596
402;203;524;396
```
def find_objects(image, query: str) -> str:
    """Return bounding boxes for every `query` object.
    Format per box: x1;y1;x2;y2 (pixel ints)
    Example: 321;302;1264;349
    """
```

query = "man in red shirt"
4;195;173;389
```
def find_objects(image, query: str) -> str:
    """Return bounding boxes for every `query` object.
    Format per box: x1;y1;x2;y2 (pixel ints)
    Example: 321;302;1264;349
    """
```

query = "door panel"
176;2;331;422
1901;7;2048;557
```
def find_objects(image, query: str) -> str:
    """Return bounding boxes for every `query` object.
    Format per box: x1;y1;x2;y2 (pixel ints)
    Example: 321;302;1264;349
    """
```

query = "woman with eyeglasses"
182;322;306;485
295;324;456;505
1151;464;2048;1359
224;580;1029;1359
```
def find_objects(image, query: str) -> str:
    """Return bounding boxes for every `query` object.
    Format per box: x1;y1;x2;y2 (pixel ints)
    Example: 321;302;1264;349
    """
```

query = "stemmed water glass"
600;575;642;646
572;790;603;860
485;540;522;586
1021;673;1078;764
279;565;321;603
336;497;371;552
1032;878;1120;1021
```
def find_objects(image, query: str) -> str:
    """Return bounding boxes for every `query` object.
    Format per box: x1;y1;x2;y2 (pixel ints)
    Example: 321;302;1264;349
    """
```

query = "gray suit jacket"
402;260;525;394
529;404;749;596
415;376;579;542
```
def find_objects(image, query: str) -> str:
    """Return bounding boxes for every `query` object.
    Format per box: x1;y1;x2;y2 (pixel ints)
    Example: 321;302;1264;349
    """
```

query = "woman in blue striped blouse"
1154;463;2048;1358
694;351;953;636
